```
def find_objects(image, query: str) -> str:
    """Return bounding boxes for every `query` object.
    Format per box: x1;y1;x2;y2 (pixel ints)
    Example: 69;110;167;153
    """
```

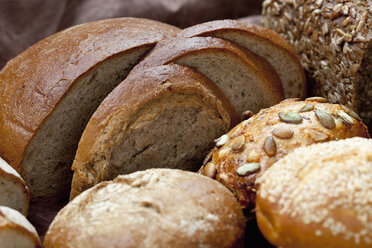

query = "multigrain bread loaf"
0;18;180;199
199;98;370;215
0;206;41;248
0;157;29;216
46;169;246;248
256;137;372;248
262;0;372;129
131;36;284;114
70;64;238;199
179;19;306;98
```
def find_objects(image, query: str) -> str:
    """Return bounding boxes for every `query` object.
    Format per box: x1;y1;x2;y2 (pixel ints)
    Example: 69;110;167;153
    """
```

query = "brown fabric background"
0;0;263;70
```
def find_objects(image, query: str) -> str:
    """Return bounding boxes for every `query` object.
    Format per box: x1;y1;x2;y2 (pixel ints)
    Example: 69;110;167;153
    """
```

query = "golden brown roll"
256;137;372;248
199;98;370;215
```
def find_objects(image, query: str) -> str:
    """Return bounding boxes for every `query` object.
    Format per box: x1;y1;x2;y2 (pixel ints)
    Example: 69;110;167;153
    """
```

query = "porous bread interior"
212;31;304;98
0;177;27;215
0;229;36;248
175;51;275;114
90;94;226;185
21;46;150;198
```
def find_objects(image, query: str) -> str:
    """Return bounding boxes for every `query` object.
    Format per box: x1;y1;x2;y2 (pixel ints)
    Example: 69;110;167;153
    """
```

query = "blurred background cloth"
0;0;263;69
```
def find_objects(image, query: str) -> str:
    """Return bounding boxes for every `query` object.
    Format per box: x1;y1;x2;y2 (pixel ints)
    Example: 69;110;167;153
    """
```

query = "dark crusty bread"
257;137;372;248
131;36;284;114
0;157;29;216
0;206;41;248
46;169;246;248
70;64;238;199
199;98;369;215
0;18;180;199
262;0;372;129
179;19;306;98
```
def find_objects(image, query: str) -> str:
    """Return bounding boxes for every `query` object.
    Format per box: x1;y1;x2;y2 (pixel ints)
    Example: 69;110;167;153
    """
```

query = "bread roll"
0;206;41;248
199;98;370;215
45;169;246;248
0;157;29;216
256;137;372;248
70;64;238;199
131;36;284;114
0;18;180;199
179;19;306;98
262;0;372;129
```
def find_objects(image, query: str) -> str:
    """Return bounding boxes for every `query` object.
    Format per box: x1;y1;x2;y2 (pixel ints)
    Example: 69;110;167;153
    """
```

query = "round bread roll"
199;98;370;215
256;137;372;248
0;157;29;216
45;169;246;248
0;206;41;248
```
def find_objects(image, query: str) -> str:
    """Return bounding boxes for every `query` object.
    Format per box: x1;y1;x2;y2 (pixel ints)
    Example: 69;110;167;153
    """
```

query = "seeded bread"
199;98;370;215
70;64;238;199
46;169;245;248
131;36;284;114
0;206;41;248
257;137;372;248
262;0;372;129
179;19;306;98
0;18;180;199
0;157;29;216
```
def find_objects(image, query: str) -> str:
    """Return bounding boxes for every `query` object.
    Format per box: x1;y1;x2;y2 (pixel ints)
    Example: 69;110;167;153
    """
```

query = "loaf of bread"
199;98;370;215
262;0;372;129
256;137;372;248
46;169;246;248
70;64;238;199
0;18;180;199
0;157;29;216
131;36;284;114
0;206;41;248
179;19;306;98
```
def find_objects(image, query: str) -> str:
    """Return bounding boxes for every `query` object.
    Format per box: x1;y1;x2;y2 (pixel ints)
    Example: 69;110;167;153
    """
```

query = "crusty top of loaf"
46;169;245;248
257;137;372;248
0;17;180;171
70;64;239;199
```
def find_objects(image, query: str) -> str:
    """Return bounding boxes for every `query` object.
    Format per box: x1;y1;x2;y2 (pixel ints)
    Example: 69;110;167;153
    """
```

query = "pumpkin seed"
215;134;229;147
278;111;303;124
236;163;260;176
342;105;361;120
308;129;329;142
231;135;245;152
306;96;328;103
299;103;314;112
315;109;336;129
203;162;217;178
272;127;294;139
337;110;354;125
264;136;277;157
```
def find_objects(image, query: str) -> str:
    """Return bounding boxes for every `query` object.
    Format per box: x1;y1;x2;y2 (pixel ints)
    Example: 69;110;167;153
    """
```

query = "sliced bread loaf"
179;19;306;99
0;206;41;248
0;18;180;199
70;64;238;199
131;36;284;114
0;157;29;216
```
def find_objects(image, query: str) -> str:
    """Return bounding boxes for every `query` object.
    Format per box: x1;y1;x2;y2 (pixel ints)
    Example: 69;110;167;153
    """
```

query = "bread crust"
0;18;180;172
199;99;370;214
70;64;239;199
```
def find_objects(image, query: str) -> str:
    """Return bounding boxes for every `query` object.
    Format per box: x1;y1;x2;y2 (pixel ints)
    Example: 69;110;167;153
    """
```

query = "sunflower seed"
241;110;254;120
272;127;294;139
218;147;229;159
279;112;303;124
308;129;329;142
203;162;217;179
315;109;336;129
337;110;354;125
264;136;277;157
306;96;328;103
203;147;217;166
231;135;245;152
300;103;315;112
215;134;229;147
236;163;260;176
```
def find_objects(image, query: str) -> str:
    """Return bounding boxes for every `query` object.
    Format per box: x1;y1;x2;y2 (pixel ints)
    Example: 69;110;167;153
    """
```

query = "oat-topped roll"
199;98;370;216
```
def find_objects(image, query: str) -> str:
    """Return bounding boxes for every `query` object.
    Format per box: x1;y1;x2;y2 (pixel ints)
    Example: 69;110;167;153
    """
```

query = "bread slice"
0;157;29;216
131;36;284;114
0;206;41;248
0;18;180;199
179;19;306;99
70;64;239;199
